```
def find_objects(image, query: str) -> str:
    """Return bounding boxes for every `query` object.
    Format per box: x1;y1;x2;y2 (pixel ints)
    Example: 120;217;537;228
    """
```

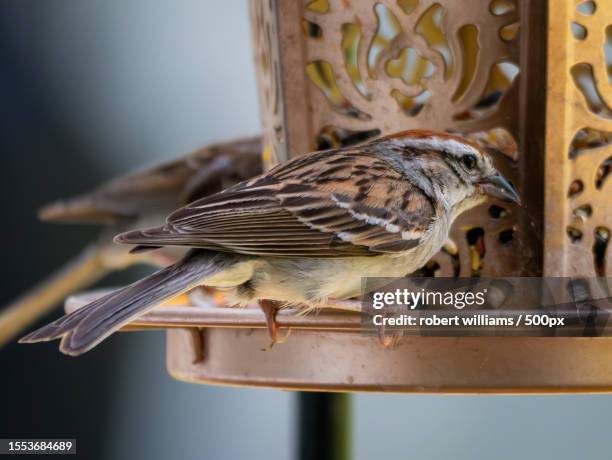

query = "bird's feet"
378;331;403;349
258;299;289;346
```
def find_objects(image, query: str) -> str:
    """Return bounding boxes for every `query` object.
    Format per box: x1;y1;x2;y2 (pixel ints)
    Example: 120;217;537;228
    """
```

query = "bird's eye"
462;154;477;170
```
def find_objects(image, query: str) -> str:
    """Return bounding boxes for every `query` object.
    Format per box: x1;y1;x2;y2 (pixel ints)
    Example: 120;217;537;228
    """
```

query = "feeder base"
66;291;612;393
167;327;612;393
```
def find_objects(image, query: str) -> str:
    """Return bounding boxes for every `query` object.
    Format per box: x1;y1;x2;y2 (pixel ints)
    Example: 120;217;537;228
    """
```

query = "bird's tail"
20;250;240;355
0;245;110;350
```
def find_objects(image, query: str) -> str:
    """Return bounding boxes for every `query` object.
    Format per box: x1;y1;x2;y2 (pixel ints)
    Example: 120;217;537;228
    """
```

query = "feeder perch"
66;0;612;392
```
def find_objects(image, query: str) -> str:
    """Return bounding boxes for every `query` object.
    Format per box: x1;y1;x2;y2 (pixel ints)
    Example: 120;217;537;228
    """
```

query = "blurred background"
2;1;612;459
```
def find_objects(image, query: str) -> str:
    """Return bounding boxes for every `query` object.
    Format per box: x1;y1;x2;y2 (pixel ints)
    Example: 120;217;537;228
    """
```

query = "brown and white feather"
117;147;437;258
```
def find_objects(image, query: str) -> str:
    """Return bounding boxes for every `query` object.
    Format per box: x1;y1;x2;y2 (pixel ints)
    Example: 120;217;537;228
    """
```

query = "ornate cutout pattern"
304;0;522;277
546;0;612;279
250;0;284;169
302;1;520;148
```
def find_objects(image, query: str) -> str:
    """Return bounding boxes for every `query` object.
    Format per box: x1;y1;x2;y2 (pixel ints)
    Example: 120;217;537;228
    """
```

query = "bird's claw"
259;299;290;347
378;327;403;349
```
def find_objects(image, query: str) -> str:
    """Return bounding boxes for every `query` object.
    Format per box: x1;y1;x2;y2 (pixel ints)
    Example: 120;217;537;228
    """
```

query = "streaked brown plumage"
119;144;436;256
21;130;520;355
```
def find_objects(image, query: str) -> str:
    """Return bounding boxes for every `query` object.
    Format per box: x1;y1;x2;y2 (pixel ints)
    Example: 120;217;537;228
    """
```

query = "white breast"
204;213;453;307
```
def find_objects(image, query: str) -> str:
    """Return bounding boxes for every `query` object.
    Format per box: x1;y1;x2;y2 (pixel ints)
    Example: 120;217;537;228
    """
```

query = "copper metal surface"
65;290;362;331
545;0;612;278
167;328;612;393
68;287;612;393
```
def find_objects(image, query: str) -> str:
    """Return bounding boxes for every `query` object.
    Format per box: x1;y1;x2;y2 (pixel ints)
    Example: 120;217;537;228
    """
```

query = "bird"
0;136;261;349
20;129;520;355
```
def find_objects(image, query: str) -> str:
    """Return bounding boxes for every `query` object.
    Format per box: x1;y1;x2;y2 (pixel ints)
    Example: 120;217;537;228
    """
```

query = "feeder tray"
66;291;612;393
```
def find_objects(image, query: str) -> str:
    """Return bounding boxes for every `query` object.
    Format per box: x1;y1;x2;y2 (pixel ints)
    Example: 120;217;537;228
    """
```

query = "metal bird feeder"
69;0;612;392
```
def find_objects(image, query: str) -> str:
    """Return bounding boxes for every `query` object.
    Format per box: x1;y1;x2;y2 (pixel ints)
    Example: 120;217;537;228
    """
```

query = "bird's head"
376;130;520;214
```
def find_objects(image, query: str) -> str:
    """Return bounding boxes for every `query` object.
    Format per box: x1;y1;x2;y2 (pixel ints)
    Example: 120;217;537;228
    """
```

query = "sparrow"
0;136;261;349
20;130;520;355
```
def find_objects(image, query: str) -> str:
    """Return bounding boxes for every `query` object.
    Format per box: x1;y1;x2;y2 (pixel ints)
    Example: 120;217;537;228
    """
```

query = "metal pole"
297;392;352;460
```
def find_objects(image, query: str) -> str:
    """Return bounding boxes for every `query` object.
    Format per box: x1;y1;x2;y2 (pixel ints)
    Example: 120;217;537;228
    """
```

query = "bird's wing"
38;156;195;224
116;150;436;257
182;135;262;202
38;136;262;224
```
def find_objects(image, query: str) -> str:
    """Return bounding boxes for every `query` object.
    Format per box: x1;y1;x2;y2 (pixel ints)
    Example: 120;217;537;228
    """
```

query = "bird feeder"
69;0;612;392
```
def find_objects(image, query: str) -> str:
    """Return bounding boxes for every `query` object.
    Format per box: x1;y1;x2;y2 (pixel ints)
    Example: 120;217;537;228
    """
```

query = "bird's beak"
479;173;521;205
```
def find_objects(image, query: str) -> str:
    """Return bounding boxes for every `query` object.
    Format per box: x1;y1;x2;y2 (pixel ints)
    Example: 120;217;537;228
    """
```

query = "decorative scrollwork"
560;0;612;278
302;0;522;277
303;0;521;155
